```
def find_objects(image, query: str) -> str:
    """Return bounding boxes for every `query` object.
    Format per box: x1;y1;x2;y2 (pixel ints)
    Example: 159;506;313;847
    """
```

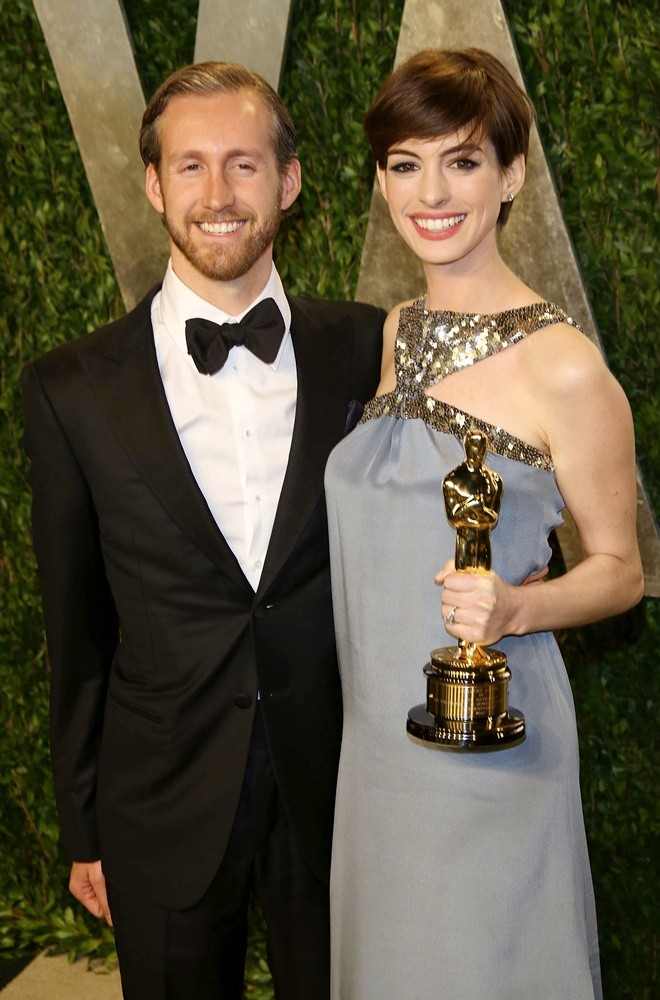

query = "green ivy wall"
1;1;657;997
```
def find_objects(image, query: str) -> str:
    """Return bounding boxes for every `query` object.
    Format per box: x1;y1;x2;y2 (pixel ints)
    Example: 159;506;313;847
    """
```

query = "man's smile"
197;220;246;235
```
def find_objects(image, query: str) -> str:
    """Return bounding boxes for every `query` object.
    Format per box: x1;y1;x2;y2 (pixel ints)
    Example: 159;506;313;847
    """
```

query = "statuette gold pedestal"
407;640;525;751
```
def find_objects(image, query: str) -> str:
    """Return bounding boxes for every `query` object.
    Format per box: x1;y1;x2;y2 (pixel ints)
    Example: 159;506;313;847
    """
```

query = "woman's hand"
435;560;525;646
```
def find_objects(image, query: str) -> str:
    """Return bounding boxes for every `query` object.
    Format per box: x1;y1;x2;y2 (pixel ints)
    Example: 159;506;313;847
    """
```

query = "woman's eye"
389;161;418;173
452;158;479;171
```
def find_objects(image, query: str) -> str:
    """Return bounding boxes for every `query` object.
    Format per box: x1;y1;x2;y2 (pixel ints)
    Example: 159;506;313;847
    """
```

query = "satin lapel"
78;296;252;593
256;298;351;599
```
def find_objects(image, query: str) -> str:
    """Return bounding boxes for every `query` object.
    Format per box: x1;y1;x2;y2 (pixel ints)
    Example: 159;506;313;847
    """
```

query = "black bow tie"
185;297;285;375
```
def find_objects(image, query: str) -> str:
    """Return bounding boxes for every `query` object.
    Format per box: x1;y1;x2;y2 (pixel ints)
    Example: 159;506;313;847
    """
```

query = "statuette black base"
406;702;526;751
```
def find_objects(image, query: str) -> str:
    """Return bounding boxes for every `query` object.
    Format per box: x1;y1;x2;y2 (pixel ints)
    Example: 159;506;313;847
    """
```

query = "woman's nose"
419;167;449;206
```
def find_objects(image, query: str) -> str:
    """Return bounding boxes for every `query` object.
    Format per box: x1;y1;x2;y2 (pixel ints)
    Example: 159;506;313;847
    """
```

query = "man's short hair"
139;61;297;173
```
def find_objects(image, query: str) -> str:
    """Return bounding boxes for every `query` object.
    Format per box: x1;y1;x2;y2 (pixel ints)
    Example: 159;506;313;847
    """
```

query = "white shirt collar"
159;260;292;370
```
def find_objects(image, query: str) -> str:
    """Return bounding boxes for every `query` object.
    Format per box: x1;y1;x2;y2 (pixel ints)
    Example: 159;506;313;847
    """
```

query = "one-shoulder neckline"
357;299;583;473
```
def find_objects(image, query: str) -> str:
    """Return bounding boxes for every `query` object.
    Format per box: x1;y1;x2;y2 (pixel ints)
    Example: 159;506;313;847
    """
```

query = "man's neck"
170;250;274;316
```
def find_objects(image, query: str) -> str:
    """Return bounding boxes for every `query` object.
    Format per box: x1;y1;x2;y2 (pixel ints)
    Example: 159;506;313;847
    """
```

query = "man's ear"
280;157;302;211
145;163;165;215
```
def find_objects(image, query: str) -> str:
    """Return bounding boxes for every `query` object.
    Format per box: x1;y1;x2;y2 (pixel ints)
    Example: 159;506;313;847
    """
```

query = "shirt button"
255;560;262;570
245;429;251;437
234;694;252;709
232;365;239;374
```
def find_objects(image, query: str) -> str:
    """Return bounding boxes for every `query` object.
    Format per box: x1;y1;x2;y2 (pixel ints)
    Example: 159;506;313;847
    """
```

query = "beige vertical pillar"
194;0;293;90
32;0;169;309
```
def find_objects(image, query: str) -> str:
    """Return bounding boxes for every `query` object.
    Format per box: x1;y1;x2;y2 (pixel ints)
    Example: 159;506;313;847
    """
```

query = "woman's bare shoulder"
522;321;612;398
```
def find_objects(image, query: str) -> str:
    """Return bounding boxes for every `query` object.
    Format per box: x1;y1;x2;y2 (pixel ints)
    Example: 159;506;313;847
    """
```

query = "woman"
325;49;642;999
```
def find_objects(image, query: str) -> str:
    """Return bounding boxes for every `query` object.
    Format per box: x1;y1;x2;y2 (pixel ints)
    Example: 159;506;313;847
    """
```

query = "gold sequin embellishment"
361;301;581;471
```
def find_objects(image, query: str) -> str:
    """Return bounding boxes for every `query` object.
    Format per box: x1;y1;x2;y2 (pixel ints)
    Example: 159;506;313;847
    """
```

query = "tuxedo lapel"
256;298;352;599
79;295;252;594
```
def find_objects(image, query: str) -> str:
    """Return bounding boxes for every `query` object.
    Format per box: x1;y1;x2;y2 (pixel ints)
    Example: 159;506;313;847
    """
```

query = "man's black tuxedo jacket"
22;288;384;910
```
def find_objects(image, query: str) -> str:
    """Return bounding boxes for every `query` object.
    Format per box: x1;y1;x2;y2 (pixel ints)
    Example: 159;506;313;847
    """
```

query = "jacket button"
234;694;252;710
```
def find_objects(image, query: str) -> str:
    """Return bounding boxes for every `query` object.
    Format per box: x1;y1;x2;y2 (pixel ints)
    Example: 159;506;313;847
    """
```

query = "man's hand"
69;860;112;925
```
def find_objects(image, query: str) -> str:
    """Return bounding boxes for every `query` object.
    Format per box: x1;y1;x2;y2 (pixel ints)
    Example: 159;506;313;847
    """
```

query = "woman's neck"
422;252;539;314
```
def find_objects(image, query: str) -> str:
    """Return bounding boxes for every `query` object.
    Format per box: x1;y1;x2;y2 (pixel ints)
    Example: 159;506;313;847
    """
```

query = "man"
22;62;383;999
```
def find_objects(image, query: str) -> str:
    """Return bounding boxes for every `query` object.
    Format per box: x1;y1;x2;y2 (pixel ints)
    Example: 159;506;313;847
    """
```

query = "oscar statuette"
407;429;526;751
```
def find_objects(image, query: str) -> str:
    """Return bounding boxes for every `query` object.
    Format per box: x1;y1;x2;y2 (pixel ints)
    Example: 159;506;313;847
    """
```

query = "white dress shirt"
152;261;297;591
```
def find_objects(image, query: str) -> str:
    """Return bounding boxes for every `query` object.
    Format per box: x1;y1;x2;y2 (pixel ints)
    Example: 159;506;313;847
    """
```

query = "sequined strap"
396;300;580;386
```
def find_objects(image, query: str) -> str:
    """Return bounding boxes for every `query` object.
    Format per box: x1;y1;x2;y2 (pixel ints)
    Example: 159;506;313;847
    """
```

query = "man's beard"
161;194;283;283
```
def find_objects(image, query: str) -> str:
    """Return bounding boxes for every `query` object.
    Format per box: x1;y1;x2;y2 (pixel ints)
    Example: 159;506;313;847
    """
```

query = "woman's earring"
507;192;515;203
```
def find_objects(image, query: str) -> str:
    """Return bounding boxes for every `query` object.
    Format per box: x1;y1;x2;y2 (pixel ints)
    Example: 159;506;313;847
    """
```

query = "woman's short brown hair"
139;61;297;174
364;48;535;225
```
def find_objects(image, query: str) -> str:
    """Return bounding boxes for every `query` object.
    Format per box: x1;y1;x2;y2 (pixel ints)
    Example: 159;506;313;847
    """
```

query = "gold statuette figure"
407;429;526;751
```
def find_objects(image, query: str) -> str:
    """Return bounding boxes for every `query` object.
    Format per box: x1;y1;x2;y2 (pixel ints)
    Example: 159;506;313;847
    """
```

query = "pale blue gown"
325;302;602;1000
